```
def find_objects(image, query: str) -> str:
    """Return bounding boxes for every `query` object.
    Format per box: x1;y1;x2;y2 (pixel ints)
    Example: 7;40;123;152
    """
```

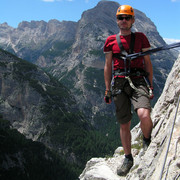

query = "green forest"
0;114;120;179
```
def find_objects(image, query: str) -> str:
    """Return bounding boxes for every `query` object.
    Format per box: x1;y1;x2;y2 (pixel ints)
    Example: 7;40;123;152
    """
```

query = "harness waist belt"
114;68;148;77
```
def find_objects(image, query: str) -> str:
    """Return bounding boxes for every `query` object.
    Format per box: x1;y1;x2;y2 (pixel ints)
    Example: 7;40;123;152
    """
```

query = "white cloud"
41;0;64;2
42;0;55;2
163;38;180;44
163;38;180;51
42;0;72;2
171;0;180;2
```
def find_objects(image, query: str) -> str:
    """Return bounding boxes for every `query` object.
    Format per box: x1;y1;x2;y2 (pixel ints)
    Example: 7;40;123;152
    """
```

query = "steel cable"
159;95;180;180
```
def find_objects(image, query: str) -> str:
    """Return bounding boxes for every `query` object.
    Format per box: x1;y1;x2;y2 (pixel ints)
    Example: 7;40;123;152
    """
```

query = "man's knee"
137;108;151;121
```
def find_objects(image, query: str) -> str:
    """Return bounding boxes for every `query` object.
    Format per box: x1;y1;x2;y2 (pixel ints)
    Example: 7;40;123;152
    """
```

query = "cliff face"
0;50;46;140
79;54;180;179
0;49;92;168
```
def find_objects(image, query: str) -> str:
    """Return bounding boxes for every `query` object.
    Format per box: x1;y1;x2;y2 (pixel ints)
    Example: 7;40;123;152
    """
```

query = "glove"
149;87;154;100
104;90;112;104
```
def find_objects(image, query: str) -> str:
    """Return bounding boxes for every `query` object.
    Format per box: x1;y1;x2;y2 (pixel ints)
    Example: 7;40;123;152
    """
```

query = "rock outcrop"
79;54;180;180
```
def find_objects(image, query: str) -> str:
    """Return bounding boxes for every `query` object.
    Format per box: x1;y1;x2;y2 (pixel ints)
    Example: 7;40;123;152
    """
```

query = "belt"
113;68;148;77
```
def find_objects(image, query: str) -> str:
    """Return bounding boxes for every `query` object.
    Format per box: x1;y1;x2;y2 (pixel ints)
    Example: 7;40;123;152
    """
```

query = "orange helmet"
116;5;134;16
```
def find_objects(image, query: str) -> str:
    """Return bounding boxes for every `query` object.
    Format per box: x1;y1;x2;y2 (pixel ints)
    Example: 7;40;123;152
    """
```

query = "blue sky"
0;0;180;41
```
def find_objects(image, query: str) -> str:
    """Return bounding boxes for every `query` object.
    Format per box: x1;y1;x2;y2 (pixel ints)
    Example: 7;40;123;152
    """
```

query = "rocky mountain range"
80;54;180;180
0;0;180;179
0;1;179;129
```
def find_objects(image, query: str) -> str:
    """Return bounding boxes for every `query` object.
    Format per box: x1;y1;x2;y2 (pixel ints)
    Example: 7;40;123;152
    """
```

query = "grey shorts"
113;78;151;124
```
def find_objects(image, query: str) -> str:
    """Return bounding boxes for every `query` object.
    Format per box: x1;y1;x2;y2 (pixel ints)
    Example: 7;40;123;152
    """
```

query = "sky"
0;0;180;42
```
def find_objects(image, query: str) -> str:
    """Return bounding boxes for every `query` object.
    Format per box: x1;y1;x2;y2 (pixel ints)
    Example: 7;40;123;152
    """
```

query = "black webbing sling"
120;42;180;61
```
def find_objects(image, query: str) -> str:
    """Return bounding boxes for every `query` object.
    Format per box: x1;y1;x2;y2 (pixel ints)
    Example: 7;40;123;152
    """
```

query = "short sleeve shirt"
103;32;150;70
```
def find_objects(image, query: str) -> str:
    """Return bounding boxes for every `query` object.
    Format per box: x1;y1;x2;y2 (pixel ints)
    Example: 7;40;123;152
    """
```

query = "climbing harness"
112;34;180;98
113;32;151;97
115;32;135;75
159;95;180;180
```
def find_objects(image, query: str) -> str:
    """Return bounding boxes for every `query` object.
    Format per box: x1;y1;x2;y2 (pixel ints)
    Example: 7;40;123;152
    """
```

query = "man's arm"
104;52;113;91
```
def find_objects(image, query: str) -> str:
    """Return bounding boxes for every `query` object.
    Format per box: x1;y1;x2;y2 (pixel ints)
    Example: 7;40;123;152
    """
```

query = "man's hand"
104;90;112;104
149;87;154;100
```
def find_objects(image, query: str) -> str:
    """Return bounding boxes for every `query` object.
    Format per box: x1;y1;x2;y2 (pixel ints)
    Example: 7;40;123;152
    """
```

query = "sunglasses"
117;16;132;21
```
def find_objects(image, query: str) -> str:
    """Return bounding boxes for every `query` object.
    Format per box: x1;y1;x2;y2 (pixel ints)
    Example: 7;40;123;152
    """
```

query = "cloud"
171;0;180;2
41;0;72;2
163;38;180;44
163;38;180;51
42;0;55;2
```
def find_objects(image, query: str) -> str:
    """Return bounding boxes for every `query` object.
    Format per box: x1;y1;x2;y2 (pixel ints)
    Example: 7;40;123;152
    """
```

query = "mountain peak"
81;0;119;20
17;20;47;29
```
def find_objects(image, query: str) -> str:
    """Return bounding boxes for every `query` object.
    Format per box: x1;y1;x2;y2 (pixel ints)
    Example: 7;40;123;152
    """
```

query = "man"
103;5;153;176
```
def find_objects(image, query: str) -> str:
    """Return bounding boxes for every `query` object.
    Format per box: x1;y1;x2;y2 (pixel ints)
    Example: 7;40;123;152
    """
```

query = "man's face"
117;15;135;31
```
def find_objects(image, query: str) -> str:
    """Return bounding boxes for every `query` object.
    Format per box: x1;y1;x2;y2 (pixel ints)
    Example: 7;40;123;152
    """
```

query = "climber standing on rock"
103;5;153;176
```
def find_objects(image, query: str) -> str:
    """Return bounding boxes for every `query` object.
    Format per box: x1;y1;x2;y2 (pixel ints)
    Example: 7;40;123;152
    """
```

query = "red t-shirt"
103;32;150;71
